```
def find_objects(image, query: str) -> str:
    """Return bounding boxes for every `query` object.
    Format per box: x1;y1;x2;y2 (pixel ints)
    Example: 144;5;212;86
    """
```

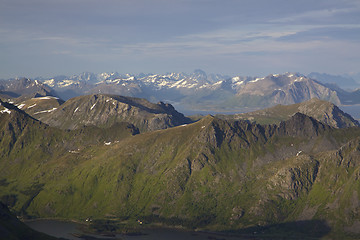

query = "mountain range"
1;90;360;238
2;71;360;113
1;71;360;239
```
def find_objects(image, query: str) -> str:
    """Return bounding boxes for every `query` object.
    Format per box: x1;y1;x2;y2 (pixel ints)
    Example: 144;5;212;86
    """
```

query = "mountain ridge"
1;103;360;237
36;94;191;132
2;77;360;238
18;71;359;111
218;98;360;128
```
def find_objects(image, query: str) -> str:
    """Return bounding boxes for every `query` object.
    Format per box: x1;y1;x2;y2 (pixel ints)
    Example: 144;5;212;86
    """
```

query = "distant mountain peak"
224;98;359;128
4;71;360;112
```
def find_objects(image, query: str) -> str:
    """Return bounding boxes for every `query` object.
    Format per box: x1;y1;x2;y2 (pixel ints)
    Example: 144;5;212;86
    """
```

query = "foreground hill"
37;94;191;132
1;101;360;238
0;202;57;240
219;98;360;128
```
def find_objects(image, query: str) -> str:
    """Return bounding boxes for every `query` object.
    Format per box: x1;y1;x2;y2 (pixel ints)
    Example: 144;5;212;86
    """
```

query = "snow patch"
43;79;55;87
90;103;96;110
58;80;76;87
250;77;264;83
293;77;305;83
33;108;57;115
36;96;59;100
0;108;11;114
27;104;37;109
104;142;111;146
213;81;223;86
234;81;244;86
74;107;79;113
17;104;26;109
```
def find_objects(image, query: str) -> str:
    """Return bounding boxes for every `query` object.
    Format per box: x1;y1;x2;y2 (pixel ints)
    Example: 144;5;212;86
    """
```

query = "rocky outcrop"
225;98;359;128
276;112;330;138
297;98;359;128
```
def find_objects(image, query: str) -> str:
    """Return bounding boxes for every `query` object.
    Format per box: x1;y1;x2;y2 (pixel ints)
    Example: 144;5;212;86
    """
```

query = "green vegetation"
1;105;360;239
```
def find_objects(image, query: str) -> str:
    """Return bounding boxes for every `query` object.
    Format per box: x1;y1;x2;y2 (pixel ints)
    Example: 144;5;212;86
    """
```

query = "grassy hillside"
1;105;360;238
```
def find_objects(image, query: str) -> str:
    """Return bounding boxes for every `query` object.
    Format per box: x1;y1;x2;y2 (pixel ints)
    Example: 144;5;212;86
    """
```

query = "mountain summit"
233;73;341;107
38;94;191;132
222;98;359;128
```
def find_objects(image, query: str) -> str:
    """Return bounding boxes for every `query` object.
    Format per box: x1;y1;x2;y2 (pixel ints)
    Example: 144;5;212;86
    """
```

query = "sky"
0;0;360;79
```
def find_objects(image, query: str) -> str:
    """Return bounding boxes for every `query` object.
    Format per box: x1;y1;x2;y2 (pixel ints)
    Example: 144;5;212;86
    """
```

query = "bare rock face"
235;73;341;107
38;94;191;132
226;98;359;129
297;98;359;128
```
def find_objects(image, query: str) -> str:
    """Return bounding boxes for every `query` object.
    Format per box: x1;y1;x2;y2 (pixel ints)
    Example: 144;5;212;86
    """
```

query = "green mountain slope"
1;104;360;238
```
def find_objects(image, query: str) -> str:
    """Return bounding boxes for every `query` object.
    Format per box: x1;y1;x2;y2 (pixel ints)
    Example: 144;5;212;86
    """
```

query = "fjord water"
25;220;83;240
25;219;247;240
340;105;360;121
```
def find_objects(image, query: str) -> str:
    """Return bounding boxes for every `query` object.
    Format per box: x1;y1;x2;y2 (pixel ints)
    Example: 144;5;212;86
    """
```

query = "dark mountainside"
1;94;360;239
0;202;58;240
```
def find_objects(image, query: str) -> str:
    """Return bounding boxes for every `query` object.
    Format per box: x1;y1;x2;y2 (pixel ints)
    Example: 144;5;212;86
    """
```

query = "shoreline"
23;218;259;240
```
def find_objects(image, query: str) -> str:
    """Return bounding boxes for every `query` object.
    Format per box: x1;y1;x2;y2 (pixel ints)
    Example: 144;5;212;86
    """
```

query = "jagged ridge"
37;94;191;132
1;108;360;237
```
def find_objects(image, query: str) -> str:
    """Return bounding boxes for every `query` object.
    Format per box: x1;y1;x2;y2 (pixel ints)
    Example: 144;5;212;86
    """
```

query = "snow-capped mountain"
7;71;356;112
0;77;57;100
233;73;341;107
40;70;230;92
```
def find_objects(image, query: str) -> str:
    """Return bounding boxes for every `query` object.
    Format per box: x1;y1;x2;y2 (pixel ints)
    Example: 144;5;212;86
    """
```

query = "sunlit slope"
220;98;359;128
1;105;360;236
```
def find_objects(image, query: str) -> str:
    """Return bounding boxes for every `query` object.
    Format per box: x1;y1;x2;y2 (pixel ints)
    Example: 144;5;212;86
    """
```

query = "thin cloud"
269;3;360;24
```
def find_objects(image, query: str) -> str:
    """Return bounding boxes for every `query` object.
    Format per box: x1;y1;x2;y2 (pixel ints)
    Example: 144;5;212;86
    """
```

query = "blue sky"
1;0;359;78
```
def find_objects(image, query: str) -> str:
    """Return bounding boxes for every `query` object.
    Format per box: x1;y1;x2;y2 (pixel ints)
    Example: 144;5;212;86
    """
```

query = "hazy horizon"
1;0;359;79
